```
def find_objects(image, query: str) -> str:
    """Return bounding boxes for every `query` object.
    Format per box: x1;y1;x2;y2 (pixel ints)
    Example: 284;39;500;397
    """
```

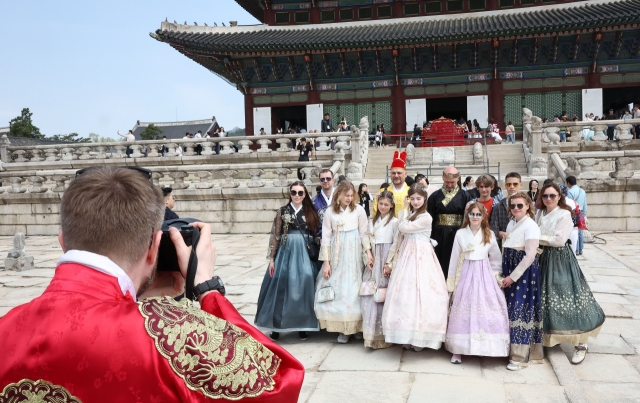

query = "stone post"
578;158;600;180
194;172;215;189
169;171;189;189
529;117;546;175
31;149;44;162
201;142;215;156
220;170;240;188
566;126;582;143
247;169;265;187
610;157;634;179
8;177;26;193
77;146;92;160
219;141;235;154
44;148;59;162
151;172;164;187
0;135;10;163
315;136;331;151
615;124;634;141
276;138;292;152
591;124;608;141
95;145;108;159
112;145;127;159
272;168;291;187
13;150;28;162
183;142;196;156
129;144;144;158
52;175;69;192
165;143;178;157
301;167;314;185
257;139;272;153
333;143;346;176
238;140;253;154
28;176;48;193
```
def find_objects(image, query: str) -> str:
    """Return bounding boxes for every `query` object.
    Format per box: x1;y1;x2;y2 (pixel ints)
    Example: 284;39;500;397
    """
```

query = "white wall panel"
467;95;488;127
306;104;324;133
582;88;603;118
406;99;427;132
253;107;272;135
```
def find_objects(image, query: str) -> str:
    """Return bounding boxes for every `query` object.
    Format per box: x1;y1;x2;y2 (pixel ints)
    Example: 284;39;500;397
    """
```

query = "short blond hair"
61;167;165;269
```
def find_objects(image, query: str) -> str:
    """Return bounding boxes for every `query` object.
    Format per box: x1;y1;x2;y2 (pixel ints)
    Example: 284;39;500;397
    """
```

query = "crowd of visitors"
255;152;603;372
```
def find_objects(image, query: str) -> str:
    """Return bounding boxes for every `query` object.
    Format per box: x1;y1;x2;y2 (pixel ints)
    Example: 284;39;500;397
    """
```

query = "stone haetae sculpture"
4;233;35;272
564;156;581;177
578;158;600;180
522;108;533;145
545;127;561;146
405;144;416;166
472;142;483;165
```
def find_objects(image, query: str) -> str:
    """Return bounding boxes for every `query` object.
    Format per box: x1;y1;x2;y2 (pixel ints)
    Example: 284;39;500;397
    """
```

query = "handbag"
317;280;335;303
373;287;387;303
294;213;320;261
359;280;376;296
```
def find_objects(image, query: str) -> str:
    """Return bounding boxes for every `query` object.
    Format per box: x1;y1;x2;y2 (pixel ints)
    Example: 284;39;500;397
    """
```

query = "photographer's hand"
170;222;218;300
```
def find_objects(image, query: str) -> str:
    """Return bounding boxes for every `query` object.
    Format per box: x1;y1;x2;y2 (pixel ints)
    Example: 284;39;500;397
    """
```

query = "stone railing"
0;118;370;181
521;108;640;177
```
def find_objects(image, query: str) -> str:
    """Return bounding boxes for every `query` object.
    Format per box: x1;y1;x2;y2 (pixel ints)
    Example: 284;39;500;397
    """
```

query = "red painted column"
308;89;320;105
391;85;406;137
486;0;498;11
392;1;403;17
244;94;254;136
489;79;505;128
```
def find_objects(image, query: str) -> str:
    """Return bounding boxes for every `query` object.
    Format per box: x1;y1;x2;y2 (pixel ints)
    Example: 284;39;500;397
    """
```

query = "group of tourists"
255;151;605;371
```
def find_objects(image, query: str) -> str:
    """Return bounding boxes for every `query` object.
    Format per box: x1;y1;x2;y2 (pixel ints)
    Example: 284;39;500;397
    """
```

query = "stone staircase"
364;147;400;181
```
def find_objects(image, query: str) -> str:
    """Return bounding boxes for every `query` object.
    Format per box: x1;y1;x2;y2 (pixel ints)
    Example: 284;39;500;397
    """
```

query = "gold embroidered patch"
0;379;81;403
138;296;280;400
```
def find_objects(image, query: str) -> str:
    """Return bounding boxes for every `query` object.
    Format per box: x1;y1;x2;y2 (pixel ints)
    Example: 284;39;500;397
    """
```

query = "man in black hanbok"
427;166;470;279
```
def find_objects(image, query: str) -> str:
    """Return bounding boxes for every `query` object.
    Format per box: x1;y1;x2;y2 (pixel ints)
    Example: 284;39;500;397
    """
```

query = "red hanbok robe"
0;264;304;402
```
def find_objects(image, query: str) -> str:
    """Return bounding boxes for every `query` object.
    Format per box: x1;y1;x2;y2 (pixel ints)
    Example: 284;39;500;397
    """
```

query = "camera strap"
185;229;201;300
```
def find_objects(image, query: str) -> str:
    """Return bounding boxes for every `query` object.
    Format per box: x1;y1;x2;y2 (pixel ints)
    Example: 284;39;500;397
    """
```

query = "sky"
0;0;259;138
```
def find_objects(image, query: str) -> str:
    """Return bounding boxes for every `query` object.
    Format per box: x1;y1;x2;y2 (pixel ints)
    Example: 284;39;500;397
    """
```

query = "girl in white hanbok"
382;184;449;351
361;191;398;349
316;180;373;344
446;202;510;364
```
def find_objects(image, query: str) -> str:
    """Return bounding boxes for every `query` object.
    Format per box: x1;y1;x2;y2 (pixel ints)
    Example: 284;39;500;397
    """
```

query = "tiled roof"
155;0;640;52
4;136;74;147
131;118;219;140
234;0;264;22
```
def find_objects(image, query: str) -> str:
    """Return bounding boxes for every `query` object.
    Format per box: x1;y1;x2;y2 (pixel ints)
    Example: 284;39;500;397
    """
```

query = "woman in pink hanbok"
445;202;510;364
381;184;449;351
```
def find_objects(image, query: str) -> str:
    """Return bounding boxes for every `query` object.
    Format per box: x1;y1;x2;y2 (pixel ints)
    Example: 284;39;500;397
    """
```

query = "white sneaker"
451;354;462;364
507;363;523;371
412;346;424;352
402;344;412;350
572;346;587;365
337;334;350;344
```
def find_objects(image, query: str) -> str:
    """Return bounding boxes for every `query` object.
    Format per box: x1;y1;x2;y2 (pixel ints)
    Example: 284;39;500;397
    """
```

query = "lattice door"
504;95;522;128
356;103;373;131
338;104;356;128
565;91;582;119
544;92;563;118
374;101;392;131
524;93;543;123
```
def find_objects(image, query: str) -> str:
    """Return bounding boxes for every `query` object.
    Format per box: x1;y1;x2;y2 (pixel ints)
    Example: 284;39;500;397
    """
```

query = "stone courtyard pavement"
1;233;640;403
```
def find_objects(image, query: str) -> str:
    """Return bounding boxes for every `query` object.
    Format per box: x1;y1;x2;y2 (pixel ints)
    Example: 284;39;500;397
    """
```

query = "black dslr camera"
157;218;202;272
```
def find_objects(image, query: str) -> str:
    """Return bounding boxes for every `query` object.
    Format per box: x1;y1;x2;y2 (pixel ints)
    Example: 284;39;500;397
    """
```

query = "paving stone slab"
298;371;323;403
407;373;506;403
0;297;34;307
481;357;559;385
560;333;635;356
572;354;640;383
0;306;13;317
280;341;334;371
588;283;627;295
592;275;640;286
593;293;632;305
504;383;568;403
600;302;633;318
19;269;55;278
583;382;640;403
600;319;640;340
238;303;257;315
319;344;403;372
0;276;21;284
586;268;640;278
624;355;640;374
3;278;51;288
399;347;482;378
308;371;411;403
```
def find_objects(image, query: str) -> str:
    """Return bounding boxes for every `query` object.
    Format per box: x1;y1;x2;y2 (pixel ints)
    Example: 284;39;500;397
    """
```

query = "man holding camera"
0;167;303;402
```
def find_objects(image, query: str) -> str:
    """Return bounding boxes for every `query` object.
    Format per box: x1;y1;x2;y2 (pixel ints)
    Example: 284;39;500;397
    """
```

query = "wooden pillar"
587;72;600;88
489;79;505;128
310;6;320;24
392;85;406;135
486;0;498;11
392;1;403;17
308;89;320;105
244;95;254;136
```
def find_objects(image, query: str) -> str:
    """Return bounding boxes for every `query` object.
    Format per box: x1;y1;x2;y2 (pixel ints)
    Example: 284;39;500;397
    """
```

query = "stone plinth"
4;255;34;272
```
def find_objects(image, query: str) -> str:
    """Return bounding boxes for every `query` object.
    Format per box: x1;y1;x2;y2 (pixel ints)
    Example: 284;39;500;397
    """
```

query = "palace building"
153;0;640;136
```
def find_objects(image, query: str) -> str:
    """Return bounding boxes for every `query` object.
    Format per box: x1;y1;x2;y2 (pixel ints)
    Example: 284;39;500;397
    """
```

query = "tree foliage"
89;133;116;143
139;124;163;140
49;133;91;143
9;108;44;139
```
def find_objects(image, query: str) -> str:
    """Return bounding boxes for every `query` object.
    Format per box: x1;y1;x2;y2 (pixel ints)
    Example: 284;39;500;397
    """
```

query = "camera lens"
181;225;194;233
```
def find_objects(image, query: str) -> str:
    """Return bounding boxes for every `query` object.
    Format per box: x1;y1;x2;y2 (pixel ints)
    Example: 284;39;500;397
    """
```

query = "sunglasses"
505;183;521;188
75;166;153;180
542;194;558;199
290;190;305;197
467;212;483;218
510;203;525;210
319;177;333;182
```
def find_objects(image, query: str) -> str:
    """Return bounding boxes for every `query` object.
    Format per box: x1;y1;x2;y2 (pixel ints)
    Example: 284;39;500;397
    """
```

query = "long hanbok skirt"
539;243;605;347
361;243;392;349
255;230;320;332
445;259;510;357
502;248;544;366
382;234;449;349
314;229;363;335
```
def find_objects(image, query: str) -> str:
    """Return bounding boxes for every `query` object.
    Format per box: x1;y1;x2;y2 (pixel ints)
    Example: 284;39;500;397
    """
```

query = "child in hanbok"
446;202;509;364
361;191;398;349
501;192;543;371
382;184;449;351
315;180;373;344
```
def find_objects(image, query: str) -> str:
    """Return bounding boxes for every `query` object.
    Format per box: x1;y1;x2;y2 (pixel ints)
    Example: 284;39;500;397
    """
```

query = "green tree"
49;133;91;143
89;133;116;143
9;108;44;139
139;124;163;140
